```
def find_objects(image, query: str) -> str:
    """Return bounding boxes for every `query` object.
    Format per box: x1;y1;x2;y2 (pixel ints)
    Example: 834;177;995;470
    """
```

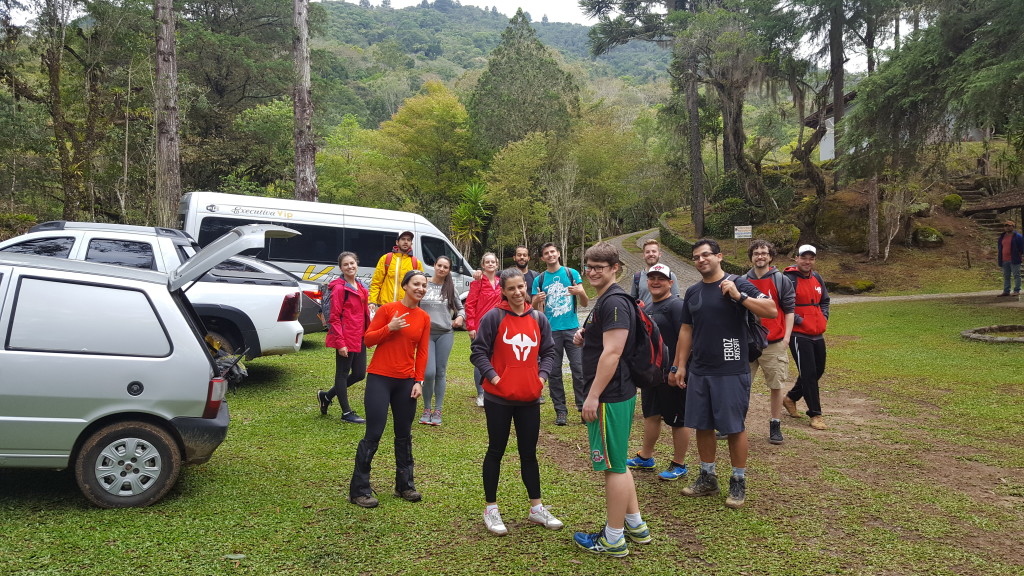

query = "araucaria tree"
467;9;580;152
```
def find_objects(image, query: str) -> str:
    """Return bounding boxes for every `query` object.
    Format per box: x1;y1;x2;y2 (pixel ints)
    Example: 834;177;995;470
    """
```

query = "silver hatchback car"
0;224;296;507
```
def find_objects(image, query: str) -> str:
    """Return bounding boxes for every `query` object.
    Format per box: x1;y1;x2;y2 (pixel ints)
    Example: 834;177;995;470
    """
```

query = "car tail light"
303;289;322;302
203;377;227;419
278;292;301;322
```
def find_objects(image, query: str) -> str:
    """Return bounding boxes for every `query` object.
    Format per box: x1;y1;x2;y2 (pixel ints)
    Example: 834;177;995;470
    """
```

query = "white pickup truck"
0;221;305;359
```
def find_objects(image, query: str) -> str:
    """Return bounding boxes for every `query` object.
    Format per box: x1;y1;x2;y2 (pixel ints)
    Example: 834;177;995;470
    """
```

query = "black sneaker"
341;411;366;424
769;420;784;445
681;469;720;497
725;475;746;509
555;411;567;426
317;390;330;416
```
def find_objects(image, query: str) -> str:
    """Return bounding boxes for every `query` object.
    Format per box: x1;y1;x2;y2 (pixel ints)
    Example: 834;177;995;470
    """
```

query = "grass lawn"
1;299;1022;575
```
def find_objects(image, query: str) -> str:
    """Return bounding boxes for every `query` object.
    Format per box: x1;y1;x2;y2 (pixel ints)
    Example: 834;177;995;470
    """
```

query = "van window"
8;277;171;357
0;236;74;258
267;222;344;265
85;239;157;270
344;228;395;267
421;235;470;275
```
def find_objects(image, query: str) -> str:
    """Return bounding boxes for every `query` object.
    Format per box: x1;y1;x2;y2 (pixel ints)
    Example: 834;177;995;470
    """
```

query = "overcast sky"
356;1;596;25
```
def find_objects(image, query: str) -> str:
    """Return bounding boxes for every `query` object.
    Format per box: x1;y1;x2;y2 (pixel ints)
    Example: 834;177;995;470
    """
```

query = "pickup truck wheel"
206;330;237;355
74;421;181;508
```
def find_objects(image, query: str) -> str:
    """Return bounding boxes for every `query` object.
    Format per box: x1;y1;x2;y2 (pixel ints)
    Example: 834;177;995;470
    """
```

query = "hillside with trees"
0;0;1021;266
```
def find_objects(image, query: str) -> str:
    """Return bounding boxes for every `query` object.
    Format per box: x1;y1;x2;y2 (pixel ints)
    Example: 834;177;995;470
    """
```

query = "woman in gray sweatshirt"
418;255;465;425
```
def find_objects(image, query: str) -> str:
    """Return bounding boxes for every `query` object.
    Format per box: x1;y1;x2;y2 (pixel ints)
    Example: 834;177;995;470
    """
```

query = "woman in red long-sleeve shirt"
349;270;430;509
465;252;501;406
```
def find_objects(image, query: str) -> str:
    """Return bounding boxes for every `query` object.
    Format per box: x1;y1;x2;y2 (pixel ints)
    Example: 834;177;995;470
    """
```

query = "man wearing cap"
625;263;693;481
745;240;796;445
631;239;680;306
368;231;425;312
997;220;1023;297
782;245;830;431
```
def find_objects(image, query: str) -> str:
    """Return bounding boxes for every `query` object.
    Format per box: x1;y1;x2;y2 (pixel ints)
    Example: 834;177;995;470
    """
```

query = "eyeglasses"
691;252;718;261
751;251;771;257
584;264;611;273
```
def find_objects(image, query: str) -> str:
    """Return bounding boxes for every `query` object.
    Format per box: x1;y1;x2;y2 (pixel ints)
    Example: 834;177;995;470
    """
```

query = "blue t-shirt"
681;276;766;376
532;266;582;331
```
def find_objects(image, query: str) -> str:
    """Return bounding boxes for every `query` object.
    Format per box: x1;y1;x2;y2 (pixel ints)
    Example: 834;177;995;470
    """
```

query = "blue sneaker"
658;463;688;481
625;452;655;470
625;521;652;544
574;528;628;558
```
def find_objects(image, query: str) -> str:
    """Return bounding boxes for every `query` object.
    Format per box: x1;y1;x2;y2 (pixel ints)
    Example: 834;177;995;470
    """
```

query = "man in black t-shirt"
669;238;776;510
571;242;649;558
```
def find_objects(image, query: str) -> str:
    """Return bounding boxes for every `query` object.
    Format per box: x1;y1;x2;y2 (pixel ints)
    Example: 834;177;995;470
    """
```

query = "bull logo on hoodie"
502;328;537;361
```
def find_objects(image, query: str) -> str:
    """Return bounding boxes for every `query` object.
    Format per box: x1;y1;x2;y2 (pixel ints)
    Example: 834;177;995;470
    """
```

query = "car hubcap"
94;437;162;496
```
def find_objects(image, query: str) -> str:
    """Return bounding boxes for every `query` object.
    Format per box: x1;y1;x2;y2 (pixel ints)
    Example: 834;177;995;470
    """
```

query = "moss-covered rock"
911;225;944;248
753;222;800;255
941;193;963;212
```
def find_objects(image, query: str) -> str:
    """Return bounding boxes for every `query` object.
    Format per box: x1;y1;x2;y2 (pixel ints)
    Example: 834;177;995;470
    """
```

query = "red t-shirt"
365;301;430;381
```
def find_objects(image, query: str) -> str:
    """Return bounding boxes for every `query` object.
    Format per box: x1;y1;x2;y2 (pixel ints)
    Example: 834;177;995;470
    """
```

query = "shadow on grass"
0;468;88;509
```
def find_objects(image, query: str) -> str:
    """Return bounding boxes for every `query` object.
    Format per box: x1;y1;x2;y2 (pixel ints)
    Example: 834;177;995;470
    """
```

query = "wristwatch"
669;366;678;374
736;293;749;304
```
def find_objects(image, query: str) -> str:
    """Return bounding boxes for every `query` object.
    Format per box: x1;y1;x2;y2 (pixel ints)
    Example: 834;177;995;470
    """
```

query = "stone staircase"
953;177;1007;232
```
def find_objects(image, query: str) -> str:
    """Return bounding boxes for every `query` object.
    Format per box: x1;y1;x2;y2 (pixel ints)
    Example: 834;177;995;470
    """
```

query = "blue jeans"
1002;262;1021;294
548;328;584;414
423;331;454;412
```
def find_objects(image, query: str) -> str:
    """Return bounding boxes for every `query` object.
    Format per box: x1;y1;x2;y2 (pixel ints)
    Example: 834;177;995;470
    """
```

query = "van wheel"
206;330;236;355
74;421;181;508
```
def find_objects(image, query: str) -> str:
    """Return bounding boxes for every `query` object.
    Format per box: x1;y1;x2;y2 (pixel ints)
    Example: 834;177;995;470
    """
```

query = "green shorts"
586;396;636;473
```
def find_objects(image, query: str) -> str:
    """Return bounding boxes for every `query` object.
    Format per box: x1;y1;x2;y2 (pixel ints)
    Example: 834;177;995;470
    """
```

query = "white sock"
485;504;498;514
624;512;643;528
604;524;624;543
530;503;544;514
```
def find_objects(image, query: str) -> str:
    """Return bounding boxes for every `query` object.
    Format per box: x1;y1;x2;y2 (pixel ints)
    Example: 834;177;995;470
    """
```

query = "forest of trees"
0;0;1022;262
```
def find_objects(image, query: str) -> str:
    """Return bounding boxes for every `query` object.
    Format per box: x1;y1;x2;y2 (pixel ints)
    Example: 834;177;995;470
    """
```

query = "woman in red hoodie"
319;252;369;424
470;268;561;536
466;252;502;406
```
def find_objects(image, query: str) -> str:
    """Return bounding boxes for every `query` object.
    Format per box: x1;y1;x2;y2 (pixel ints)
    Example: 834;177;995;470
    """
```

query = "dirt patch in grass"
536;383;1024;573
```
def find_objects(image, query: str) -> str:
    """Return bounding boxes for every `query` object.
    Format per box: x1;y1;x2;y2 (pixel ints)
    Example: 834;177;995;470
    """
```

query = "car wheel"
74;421;181;508
206;329;237;355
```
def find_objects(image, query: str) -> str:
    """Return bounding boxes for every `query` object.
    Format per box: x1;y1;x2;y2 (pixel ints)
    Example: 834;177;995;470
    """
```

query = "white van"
178;191;476;297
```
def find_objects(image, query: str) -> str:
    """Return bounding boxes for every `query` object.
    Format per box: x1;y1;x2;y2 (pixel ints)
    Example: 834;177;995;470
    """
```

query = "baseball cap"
797;244;817;256
1005;220;1015;227
647;263;671;278
398;230;415;240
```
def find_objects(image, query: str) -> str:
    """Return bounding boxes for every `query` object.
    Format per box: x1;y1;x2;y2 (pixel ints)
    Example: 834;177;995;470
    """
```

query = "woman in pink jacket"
465;252;502;406
319;251;370;424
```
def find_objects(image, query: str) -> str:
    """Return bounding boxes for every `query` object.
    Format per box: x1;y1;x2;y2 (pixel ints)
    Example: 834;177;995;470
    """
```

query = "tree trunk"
791;122;828;245
154;0;181;227
685;57;704;237
867;174;879;259
829;3;845;164
293;0;318;202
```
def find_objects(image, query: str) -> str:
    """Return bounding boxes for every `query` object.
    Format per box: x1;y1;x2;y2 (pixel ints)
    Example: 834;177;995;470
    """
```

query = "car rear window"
7;277;171;357
0;236;74;258
85;239;157;270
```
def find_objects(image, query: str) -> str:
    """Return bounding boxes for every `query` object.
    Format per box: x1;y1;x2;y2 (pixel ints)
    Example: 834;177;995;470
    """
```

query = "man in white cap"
368;230;424;311
782;244;830;430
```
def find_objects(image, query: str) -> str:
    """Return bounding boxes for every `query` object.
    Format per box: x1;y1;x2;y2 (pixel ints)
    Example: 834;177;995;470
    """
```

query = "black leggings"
326;350;367;413
350;374;418;497
788;335;827;417
483;399;541;503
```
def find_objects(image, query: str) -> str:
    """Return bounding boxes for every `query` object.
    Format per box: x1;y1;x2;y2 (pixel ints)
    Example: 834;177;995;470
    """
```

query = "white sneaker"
476;393;484;407
527;505;564;530
484;507;508;535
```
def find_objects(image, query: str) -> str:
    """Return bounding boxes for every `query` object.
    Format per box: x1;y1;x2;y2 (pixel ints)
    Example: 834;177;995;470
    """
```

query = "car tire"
206;329;237;355
74;421;181;508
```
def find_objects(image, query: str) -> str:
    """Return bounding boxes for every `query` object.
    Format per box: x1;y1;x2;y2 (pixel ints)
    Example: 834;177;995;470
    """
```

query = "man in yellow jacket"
368;230;425;312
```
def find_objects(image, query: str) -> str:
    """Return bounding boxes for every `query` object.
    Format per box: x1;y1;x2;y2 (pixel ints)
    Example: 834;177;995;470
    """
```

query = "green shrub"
711;172;743;203
912;225;944;248
763;168;797;210
753;222;801;255
942;193;963;212
705;197;754;238
0;213;36;242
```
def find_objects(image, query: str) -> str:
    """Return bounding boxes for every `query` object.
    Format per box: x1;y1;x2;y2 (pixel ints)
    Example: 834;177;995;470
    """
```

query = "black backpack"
603;293;670;389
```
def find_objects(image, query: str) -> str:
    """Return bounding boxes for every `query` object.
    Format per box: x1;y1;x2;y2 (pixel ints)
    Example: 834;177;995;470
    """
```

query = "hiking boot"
625;452;655;470
681;469;720;497
783;396;802;418
484;507;508;535
394;489;422;502
997;292;1011;297
658;463;688;481
527;505;564;530
341;411;366;424
769;420;784;445
348;494;378;508
430;409;442;426
573;528;628;558
624;521;652;544
725;476;746;509
476;393;484;407
317;390;330;416
418;409;431;425
555;411;567;426
809;415;827;430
